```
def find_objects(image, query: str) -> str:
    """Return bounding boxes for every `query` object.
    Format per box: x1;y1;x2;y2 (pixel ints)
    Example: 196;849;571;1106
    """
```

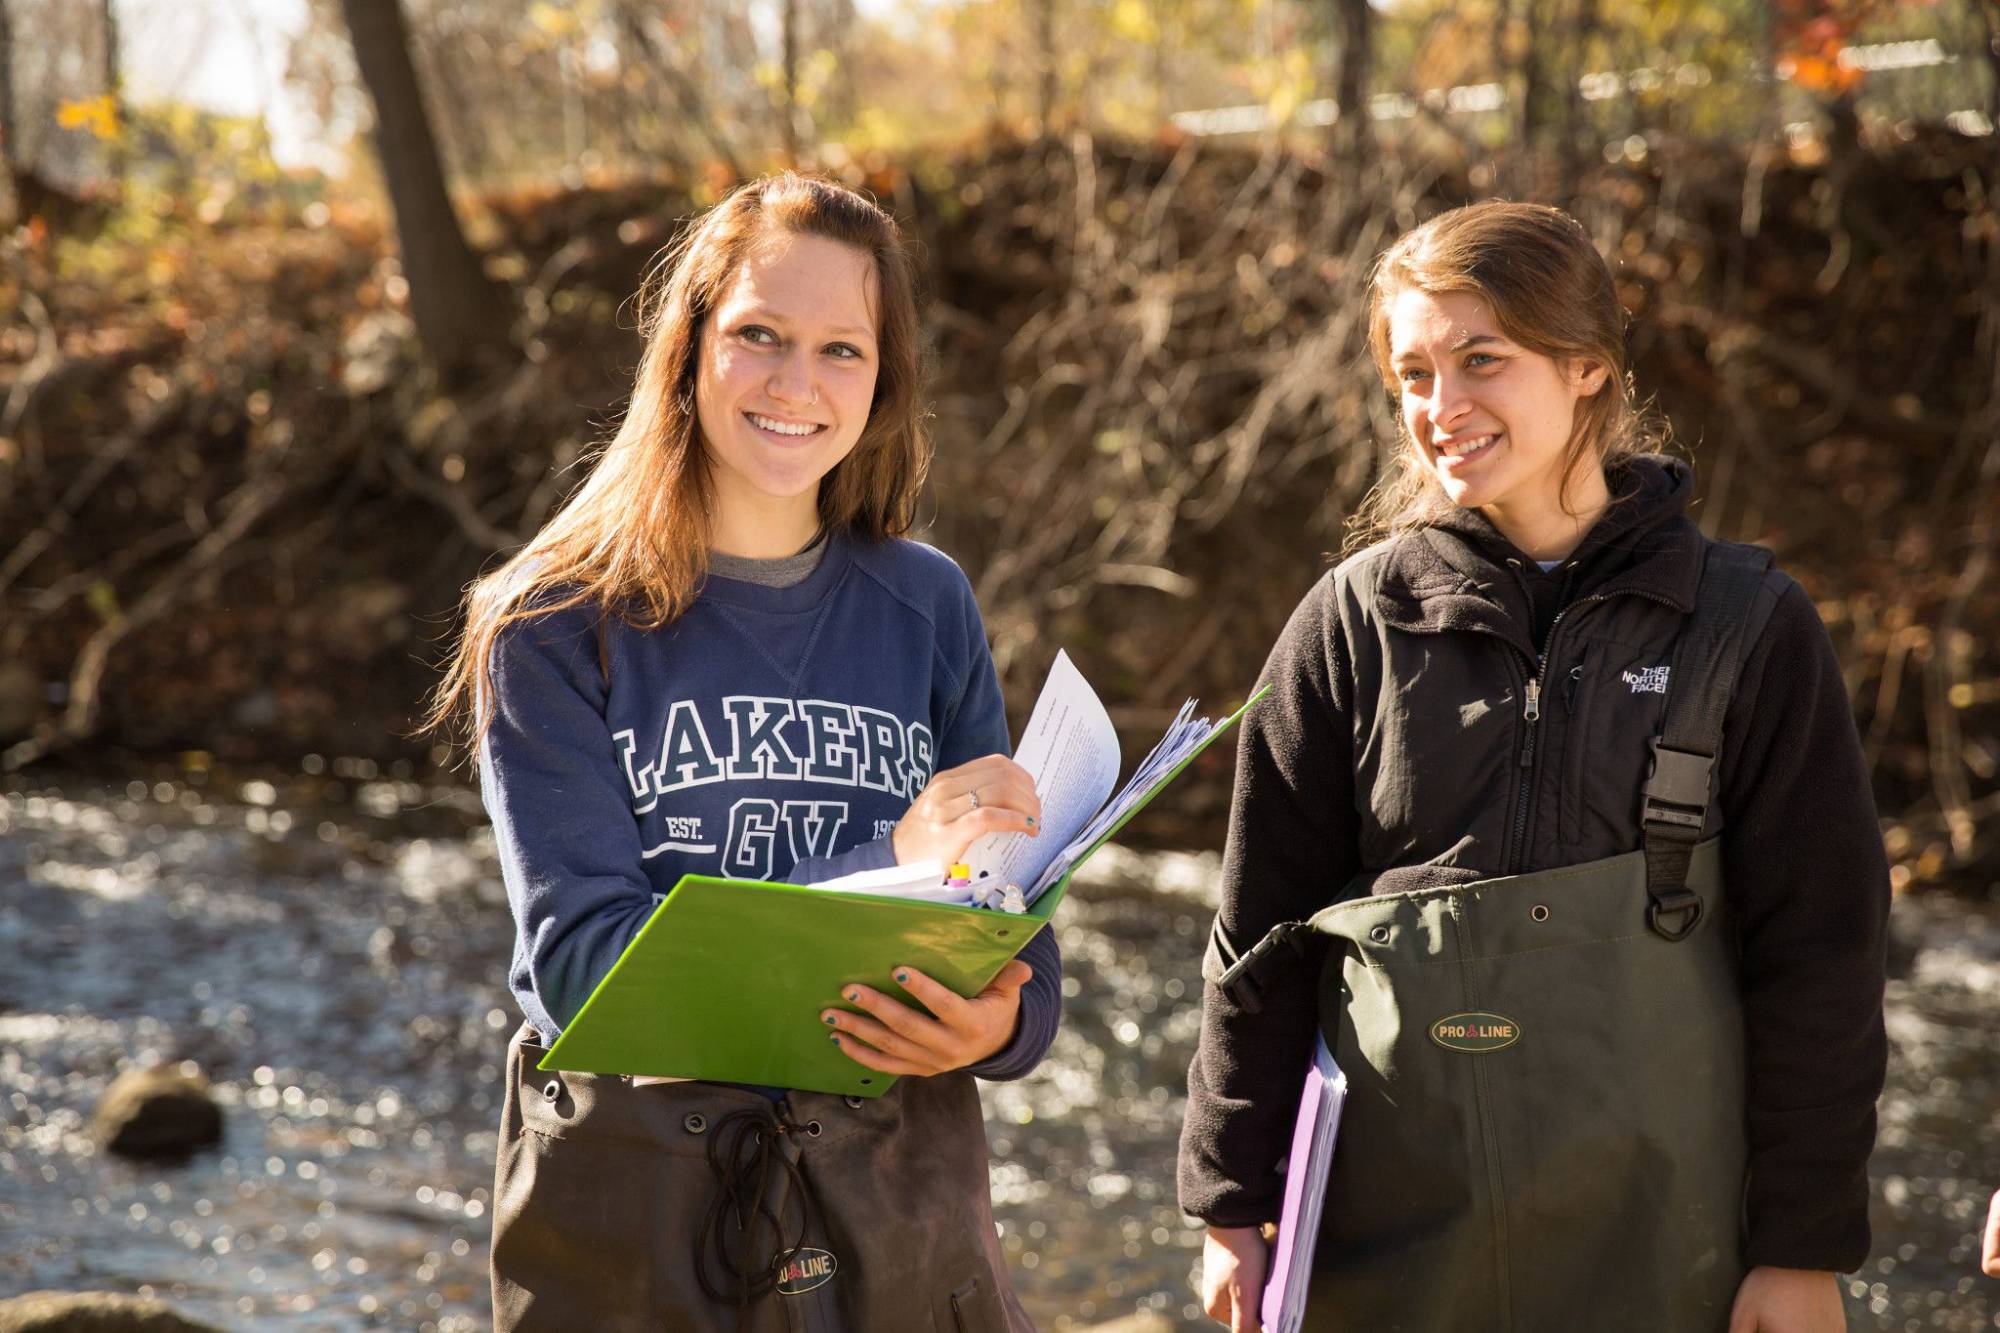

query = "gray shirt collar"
706;528;829;590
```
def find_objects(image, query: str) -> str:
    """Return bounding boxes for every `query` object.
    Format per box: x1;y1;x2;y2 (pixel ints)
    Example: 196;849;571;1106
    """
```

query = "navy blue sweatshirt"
479;530;1062;1082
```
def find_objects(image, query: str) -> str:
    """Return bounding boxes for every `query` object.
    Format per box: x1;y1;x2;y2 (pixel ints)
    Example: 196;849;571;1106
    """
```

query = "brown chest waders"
490;1026;1034;1333
1211;543;1773;1331
493;625;1035;1331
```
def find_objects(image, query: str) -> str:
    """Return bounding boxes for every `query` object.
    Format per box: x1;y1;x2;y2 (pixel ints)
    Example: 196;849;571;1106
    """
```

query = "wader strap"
1206;916;1312;1013
1641;542;1774;940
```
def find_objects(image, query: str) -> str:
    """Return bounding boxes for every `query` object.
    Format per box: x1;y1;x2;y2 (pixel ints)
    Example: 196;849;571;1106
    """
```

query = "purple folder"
1260;1034;1347;1333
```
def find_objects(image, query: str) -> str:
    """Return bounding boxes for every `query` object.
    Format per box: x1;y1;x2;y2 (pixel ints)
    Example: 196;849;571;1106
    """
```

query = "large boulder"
0;1291;222;1332
93;1064;222;1160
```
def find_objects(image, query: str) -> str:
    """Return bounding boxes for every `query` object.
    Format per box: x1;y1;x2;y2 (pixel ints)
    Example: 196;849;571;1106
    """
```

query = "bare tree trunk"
406;14;491;189
98;0;117;105
1813;84;1863;291
1511;0;1542;149
98;0;124;183
1723;0;1781;317
1147;6;1168;124
780;0;799;163
1978;0;2000;134
0;0;17;224
612;11;646;168
1488;0;1507;115
560;43;584;172
338;0;511;378
1036;0;1057;131
822;0;856;134
1558;0;1597;197
1331;0;1374;168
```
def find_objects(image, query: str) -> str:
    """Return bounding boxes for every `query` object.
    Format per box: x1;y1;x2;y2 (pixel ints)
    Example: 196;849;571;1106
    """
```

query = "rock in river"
93;1064;222;1160
0;1291;222;1331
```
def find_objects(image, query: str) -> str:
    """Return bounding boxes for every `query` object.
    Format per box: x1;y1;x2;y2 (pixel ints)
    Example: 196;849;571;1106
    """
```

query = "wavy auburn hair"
1345;200;1662;553
424;173;930;760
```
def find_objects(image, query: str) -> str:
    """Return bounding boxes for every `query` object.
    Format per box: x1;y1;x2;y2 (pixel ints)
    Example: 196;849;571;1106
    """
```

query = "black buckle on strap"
1214;921;1310;1014
1641;738;1713;834
1646;886;1704;942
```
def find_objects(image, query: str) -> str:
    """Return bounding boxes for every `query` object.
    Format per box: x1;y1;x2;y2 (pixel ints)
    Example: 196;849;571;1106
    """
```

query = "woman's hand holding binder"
821;960;1035;1075
1200;1225;1270;1333
1726;1267;1845;1332
891;754;1041;867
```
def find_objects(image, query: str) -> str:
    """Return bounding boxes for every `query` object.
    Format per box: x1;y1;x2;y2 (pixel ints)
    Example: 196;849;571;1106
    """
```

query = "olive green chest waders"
490;1026;1035;1333
1213;544;1773;1332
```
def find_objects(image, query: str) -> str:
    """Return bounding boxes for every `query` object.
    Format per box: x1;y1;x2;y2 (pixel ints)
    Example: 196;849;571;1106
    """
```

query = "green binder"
539;686;1266;1097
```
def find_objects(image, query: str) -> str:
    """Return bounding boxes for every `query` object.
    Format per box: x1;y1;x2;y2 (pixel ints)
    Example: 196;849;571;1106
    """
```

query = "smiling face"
694;229;880;556
1387;286;1609;544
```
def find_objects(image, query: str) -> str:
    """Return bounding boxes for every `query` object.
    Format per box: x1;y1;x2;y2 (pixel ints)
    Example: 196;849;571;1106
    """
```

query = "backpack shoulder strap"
1639;540;1777;940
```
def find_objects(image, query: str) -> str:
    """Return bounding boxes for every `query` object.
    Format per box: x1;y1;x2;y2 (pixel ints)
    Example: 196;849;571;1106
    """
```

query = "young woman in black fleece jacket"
1181;202;1888;1332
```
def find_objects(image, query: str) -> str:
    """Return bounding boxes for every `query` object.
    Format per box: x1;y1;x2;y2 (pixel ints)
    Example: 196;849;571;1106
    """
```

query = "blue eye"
1400;367;1431;383
1467;352;1498;368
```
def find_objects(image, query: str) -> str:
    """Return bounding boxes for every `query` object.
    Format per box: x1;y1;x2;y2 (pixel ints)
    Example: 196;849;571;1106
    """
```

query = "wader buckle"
1645;886;1704;942
1213;921;1311;1014
1640;739;1713;834
1641;738;1712;941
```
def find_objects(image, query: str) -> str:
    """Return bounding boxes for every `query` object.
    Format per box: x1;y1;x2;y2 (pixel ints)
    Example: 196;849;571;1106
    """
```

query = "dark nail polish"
894;971;908;984
829;1035;840;1046
823;1015;837;1025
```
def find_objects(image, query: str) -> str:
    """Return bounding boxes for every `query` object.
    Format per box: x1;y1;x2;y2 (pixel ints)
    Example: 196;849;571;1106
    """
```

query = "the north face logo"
1621;665;1670;695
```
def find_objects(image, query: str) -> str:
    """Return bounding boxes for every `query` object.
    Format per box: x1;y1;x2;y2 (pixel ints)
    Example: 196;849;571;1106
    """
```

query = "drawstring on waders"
694;1107;828;1325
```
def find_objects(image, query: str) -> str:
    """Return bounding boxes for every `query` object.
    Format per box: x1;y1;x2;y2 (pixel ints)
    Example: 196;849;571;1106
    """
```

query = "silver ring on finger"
967;787;982;811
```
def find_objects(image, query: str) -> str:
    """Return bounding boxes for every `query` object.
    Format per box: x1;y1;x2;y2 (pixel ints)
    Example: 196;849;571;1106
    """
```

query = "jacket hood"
1371;454;1704;655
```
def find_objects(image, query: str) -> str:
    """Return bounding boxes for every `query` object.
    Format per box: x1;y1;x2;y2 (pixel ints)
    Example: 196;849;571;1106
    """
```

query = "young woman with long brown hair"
428;174;1052;1331
1179;201;1887;1331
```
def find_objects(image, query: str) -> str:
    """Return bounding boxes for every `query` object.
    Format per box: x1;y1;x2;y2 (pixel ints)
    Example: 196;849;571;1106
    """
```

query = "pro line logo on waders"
1429;1012;1521;1052
775;1247;838;1295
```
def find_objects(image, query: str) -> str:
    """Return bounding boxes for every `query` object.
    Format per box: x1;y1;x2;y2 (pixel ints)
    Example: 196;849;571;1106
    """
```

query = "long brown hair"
424;173;931;760
1345;200;1663;553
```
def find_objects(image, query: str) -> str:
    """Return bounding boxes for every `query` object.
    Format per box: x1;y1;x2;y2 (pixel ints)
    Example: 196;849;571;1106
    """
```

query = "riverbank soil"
3;132;1995;887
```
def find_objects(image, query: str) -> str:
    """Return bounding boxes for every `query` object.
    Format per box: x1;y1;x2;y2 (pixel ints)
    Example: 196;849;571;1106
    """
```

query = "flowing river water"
1;768;1995;1331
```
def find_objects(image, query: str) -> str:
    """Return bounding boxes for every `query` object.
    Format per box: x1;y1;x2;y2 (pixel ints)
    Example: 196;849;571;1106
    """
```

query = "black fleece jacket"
1178;456;1890;1274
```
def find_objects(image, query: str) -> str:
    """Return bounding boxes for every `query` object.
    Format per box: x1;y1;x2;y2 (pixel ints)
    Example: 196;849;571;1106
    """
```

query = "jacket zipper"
1506;621;1562;873
1502;588;1686;873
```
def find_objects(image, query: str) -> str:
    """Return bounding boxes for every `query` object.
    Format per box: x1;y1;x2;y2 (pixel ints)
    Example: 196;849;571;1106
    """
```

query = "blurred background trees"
1;0;1997;891
13;1;1984;194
